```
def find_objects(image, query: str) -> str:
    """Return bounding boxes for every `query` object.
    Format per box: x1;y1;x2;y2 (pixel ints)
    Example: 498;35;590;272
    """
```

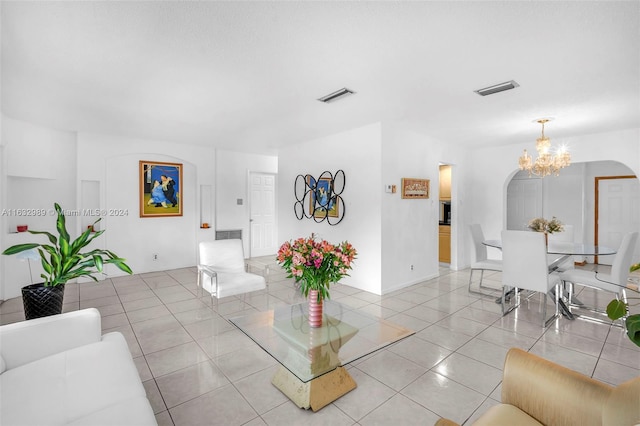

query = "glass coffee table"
229;300;414;411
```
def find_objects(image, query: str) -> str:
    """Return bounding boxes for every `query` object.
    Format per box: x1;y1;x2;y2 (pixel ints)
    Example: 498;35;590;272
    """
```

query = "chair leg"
502;286;518;316
469;268;497;297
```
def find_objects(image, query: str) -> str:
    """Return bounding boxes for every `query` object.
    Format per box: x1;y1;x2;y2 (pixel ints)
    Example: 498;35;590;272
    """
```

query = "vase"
544;232;549;246
308;289;323;328
22;283;65;320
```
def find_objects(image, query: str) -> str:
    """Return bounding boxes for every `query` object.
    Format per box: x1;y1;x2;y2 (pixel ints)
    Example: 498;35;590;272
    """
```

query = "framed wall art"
307;175;339;218
401;178;430;199
139;160;183;217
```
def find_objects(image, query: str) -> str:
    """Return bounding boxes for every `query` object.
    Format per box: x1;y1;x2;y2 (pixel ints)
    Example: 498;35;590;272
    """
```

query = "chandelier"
518;119;570;177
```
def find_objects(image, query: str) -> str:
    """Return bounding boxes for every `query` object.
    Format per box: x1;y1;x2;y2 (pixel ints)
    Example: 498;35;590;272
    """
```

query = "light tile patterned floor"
1;258;638;425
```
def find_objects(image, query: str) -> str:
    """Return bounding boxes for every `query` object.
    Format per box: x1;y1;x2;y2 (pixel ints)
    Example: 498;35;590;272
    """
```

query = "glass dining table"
482;239;617;319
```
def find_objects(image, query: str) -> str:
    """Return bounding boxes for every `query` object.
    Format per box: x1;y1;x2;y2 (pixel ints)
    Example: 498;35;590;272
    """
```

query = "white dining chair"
501;230;561;327
197;239;267;311
468;224;502;296
559;232;639;324
547;224;575;272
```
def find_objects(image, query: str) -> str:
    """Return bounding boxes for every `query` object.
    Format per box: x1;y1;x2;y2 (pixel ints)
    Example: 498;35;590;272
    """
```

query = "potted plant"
277;234;357;327
2;203;132;319
606;262;640;347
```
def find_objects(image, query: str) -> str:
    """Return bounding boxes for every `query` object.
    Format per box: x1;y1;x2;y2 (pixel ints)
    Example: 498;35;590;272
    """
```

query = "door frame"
594;174;636;264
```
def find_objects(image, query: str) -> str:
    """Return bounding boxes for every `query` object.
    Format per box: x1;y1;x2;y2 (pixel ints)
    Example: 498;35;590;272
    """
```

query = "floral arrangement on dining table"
277;234;357;302
528;216;564;234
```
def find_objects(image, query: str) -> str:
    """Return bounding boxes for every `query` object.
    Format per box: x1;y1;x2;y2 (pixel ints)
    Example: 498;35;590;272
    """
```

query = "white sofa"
0;308;157;425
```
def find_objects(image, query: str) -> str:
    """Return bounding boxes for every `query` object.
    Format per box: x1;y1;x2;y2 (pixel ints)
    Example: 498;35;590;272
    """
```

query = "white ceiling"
2;1;639;155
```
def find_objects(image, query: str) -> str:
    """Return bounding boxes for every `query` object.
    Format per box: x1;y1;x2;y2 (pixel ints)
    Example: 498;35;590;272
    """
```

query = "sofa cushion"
0;332;152;425
67;396;156;426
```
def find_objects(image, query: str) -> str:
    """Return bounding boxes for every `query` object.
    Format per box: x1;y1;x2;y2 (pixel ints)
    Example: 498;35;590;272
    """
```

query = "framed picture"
307;176;339;218
139;160;183;217
401;178;430;199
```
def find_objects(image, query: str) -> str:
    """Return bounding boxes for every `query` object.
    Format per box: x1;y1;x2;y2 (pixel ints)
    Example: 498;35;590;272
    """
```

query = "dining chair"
468;224;502;296
197;239;267;311
559;231;639;324
501;230;561;327
547;224;575;272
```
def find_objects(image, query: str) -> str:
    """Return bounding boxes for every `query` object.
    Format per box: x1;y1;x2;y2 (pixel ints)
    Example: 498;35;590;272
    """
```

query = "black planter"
21;283;65;320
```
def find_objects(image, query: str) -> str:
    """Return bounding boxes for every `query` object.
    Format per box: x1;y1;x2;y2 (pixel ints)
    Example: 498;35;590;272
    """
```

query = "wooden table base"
271;366;357;412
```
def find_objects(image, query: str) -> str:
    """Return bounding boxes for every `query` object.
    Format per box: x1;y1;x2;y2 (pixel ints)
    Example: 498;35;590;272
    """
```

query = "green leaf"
55;203;71;245
2;243;40;255
606;299;627;320
27;230;58;246
625;315;640;348
105;258;133;274
93;254;104;272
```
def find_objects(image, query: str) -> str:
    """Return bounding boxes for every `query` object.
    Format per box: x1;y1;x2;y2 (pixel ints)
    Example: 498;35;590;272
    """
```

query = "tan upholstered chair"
435;347;640;426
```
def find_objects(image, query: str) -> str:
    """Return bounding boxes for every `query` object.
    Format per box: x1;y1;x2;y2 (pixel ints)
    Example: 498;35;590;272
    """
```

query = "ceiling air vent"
317;87;356;103
474;80;519;96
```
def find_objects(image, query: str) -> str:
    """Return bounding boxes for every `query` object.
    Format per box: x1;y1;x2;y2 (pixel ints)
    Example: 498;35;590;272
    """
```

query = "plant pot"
21;283;65;320
308;289;323;328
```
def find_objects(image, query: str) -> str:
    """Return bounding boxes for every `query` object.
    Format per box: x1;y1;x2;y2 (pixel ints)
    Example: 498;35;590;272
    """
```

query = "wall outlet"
410;264;414;271
153;254;158;261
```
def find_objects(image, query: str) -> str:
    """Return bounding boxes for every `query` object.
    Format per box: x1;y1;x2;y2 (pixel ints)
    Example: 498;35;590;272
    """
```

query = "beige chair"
560;231;639;324
435;347;640;426
468;224;502;296
501;230;560;327
197;239;267;310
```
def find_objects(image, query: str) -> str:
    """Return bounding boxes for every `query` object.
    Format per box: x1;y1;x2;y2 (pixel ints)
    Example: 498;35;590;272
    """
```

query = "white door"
507;177;543;230
597;176;639;265
249;172;277;257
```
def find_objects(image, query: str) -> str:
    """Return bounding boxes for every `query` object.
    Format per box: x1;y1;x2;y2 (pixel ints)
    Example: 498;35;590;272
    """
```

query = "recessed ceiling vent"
317;87;356;103
474;80;519;96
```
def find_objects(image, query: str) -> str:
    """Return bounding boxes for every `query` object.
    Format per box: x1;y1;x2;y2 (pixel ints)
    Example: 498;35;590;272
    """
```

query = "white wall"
0;117;78;299
1;116;277;300
277;123;383;294
277;121;468;295
76;132;215;278
215;150;278;256
466;128;640;269
381;124;440;292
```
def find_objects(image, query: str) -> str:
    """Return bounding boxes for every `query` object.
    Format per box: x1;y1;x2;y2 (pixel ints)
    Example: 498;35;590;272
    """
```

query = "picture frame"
401;178;430;199
307;176;339;218
139;160;183;217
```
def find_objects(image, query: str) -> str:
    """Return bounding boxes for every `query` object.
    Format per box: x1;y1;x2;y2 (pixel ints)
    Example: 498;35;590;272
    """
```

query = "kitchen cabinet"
439;225;451;263
439;165;451;200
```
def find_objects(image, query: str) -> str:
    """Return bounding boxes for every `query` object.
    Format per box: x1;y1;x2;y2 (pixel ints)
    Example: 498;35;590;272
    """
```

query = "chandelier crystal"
519;119;570;177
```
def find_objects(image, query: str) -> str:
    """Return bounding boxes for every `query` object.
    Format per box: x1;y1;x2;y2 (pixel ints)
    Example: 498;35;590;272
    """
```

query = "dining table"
482;238;617;319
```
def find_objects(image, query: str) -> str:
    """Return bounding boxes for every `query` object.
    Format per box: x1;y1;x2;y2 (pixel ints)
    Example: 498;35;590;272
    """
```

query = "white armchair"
197;239;267;309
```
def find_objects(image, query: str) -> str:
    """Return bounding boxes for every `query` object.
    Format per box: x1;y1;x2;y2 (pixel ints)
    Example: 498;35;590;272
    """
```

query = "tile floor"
1;258;639;425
